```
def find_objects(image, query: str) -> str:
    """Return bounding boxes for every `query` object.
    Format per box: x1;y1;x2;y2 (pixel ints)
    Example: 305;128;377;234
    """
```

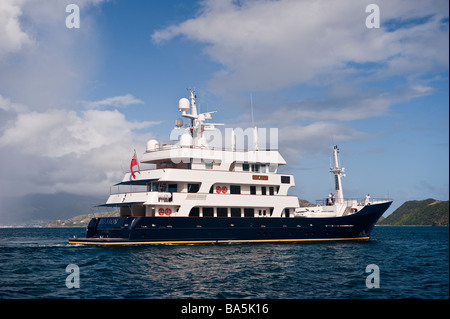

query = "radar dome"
178;98;190;112
179;133;193;148
146;139;159;152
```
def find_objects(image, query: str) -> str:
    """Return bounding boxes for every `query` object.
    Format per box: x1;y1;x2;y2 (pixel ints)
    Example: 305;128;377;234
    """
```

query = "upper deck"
141;144;286;171
140;90;283;171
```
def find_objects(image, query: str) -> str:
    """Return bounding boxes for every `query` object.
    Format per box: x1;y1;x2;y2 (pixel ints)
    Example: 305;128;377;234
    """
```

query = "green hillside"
378;198;449;226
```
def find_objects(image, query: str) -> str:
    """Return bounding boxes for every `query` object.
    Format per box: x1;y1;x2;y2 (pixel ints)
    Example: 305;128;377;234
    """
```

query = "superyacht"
69;91;392;245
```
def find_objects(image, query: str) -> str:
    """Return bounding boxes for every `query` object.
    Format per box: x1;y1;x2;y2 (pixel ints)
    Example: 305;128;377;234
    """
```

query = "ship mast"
189;90;198;118
330;145;345;204
178;90;220;148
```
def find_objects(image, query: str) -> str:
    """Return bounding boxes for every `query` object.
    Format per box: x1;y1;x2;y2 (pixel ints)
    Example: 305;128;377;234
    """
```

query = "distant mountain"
299;198;315;207
378;198;449;226
0;192;108;226
46;210;119;227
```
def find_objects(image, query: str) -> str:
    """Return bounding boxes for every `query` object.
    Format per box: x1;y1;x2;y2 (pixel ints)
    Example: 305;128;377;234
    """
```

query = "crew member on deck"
365;194;371;205
327;193;334;206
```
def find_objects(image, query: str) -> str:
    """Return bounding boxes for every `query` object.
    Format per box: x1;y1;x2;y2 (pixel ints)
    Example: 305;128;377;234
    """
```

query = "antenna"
250;93;259;150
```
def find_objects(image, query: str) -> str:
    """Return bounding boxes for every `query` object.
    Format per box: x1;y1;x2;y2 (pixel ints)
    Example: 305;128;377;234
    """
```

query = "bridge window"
168;184;177;193
188;183;200;193
281;176;290;184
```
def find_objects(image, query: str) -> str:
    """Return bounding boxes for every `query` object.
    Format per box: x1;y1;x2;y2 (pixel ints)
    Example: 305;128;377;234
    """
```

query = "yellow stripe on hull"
69;237;370;246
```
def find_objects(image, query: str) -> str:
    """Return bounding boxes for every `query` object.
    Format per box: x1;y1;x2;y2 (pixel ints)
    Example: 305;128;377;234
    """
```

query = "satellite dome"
146;139;159;152
178;98;190;112
179;133;193;148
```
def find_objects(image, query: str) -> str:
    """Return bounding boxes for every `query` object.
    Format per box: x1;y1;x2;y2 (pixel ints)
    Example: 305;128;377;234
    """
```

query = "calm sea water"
0;226;448;299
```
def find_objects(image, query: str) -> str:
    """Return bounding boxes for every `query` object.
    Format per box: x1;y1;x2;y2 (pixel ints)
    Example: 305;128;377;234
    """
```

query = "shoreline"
375;224;449;227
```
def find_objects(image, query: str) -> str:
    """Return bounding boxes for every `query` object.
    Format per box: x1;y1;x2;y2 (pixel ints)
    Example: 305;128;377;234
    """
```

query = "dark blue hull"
69;201;392;245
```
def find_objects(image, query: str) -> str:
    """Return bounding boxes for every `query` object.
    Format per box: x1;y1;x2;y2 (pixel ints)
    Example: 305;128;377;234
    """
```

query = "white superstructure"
104;91;382;220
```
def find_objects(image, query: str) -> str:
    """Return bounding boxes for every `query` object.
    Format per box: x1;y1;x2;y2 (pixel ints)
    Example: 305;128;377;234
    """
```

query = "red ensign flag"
130;151;140;179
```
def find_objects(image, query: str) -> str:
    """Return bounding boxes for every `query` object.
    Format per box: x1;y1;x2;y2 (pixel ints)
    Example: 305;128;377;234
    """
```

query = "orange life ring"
165;208;172;216
222;186;228;193
158;208;165;216
216;186;222;193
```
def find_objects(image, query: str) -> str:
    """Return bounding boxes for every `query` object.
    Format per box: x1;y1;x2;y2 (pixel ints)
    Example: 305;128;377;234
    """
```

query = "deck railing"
315;198;392;207
146;143;278;153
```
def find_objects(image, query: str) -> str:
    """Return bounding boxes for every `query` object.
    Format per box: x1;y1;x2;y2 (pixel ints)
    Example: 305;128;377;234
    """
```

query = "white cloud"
0;0;154;200
0;108;156;158
152;0;449;92
84;94;145;109
0;0;108;110
269;84;435;122
0;103;158;197
0;93;28;113
0;0;33;59
278;121;369;160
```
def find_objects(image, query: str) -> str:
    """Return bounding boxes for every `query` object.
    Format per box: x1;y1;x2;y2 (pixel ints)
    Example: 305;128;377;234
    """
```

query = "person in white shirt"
365;194;371;205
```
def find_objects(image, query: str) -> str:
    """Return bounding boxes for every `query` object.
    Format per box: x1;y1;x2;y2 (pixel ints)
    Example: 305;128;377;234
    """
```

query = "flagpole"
134;149;141;174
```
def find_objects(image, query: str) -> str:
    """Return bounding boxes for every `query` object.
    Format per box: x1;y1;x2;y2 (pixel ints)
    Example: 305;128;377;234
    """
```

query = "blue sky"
0;0;448;216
